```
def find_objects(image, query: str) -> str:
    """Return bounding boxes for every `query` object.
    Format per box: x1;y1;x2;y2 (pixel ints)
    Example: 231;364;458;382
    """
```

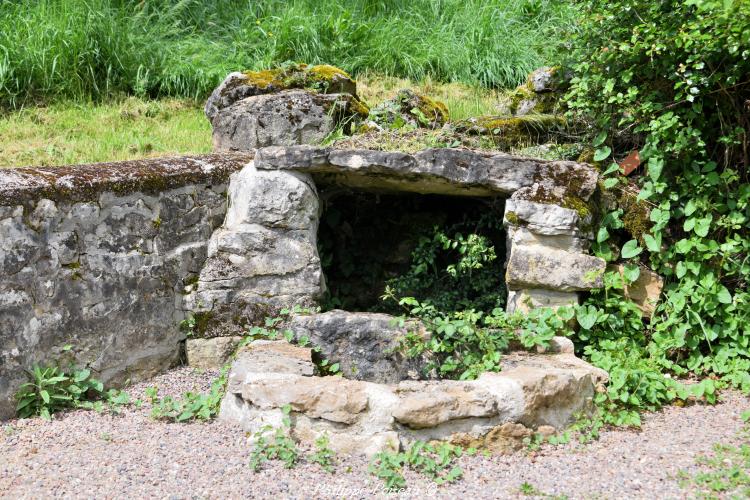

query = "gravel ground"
1;367;748;500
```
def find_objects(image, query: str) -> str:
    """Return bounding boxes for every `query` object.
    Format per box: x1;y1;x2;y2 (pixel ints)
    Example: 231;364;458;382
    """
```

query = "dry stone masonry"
1;65;609;457
0;154;252;418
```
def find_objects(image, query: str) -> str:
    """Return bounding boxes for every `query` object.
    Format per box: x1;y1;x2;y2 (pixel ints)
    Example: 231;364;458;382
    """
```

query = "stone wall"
0;154;252;418
0;144;606;419
187;145;606;335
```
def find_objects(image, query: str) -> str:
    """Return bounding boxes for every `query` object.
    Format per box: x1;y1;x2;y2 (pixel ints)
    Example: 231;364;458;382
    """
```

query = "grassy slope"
0;0;575;108
0;98;210;168
0;77;501;167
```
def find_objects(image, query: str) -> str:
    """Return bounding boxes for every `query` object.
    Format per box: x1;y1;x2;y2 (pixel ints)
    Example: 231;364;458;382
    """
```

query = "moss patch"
619;187;651;243
238;63;358;98
453;114;566;150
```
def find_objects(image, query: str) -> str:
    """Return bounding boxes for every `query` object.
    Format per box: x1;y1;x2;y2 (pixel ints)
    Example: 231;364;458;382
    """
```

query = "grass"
0;0;577;109
0;75;504;168
0;98;210;168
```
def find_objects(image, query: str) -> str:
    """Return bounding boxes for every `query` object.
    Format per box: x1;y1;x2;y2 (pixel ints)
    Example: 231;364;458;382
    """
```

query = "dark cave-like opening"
317;189;508;314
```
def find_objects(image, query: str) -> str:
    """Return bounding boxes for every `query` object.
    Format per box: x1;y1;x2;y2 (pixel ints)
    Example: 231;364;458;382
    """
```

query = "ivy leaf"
593;131;608;147
717;286;732;304
647;156;664;181
603;177;619;189
594;146;612;162
643;233;660;252
576;305;599;330
676;261;687;279
621;239;643;259
694;215;712;237
622;264;641;283
684;199;698;216
596;227;610;243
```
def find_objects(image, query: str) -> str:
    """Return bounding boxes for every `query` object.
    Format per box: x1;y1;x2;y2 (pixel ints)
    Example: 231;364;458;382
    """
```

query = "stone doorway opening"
316;189;508;315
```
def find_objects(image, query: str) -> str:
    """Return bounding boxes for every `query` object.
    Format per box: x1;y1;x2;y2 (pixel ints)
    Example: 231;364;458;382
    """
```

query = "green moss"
454;114;566;149
240;63;357;97
192;311;214;336
241;68;283;89
413;92;449;124
505;211;521;225
619;188;651;243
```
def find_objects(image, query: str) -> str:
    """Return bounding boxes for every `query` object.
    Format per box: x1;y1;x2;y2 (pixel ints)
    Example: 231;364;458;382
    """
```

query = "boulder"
392;381;499;428
185;336;243;369
229;340;315;379
236;373;369;425
211;90;366;152
285;310;432;383
205;64;361;123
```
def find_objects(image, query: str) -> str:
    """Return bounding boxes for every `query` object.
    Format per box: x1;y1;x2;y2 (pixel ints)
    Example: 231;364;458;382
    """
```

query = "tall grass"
0;0;576;108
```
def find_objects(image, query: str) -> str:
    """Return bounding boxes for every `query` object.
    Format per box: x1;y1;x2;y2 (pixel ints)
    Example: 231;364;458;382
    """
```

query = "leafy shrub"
385;292;573;380
249;405;300;471
384;214;507;314
308;433;337;473
559;0;750;417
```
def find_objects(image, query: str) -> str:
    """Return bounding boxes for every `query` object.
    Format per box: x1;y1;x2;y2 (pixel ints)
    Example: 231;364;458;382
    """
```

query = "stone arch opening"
316;188;508;314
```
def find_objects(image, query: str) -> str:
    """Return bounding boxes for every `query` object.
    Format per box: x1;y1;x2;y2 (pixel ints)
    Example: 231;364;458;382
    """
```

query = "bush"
562;0;750;412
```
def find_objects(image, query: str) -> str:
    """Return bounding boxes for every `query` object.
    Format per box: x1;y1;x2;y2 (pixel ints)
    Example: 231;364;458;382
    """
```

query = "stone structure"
1;66;609;440
219;339;607;456
0;154;252;418
186;145;605;333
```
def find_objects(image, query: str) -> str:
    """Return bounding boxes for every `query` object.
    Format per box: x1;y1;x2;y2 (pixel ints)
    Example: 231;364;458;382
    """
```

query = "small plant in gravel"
148;365;228;423
249;405;300;472
519;482;569;499
368;441;463;490
679;412;750;498
308;433;337;473
15;365;129;420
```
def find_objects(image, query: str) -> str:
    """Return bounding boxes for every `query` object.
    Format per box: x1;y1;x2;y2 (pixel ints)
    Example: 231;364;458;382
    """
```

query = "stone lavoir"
0;66;607;456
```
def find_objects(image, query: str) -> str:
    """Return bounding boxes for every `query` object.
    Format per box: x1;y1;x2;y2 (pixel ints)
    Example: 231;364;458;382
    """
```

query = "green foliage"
679;423;750;499
385;292;573;380
148;365;228;422
308;433;337;473
368;441;463;490
384;213;507;314
0;0;577;108
561;0;750;420
15;364;129;420
249;405;300;472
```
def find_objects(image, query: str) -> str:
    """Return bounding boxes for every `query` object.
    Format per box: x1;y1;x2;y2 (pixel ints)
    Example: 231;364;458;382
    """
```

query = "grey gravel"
1;367;747;500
